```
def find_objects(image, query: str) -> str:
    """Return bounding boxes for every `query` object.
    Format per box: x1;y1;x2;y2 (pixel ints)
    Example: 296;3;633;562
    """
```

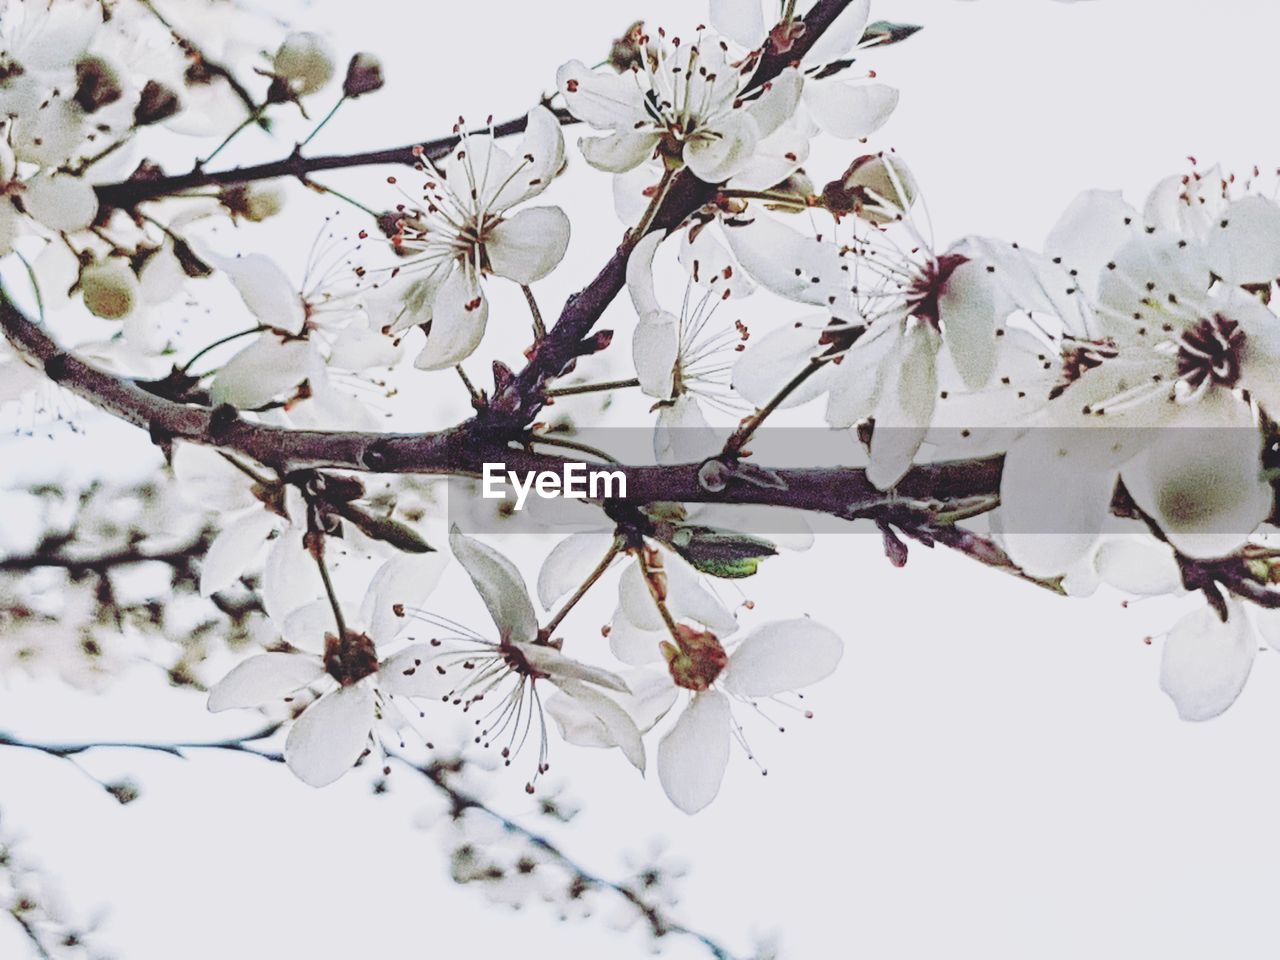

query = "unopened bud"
220;183;286;222
81;258;140;320
821;153;916;224
272;32;336;96
343;53;384;98
134;79;181;126
608;21;645;72
74;56;123;114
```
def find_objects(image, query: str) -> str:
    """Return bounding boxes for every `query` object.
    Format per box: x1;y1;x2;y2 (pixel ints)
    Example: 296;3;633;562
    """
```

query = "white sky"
6;1;1280;958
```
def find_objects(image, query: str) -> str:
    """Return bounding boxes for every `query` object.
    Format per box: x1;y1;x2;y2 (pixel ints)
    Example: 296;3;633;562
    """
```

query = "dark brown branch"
94;108;576;211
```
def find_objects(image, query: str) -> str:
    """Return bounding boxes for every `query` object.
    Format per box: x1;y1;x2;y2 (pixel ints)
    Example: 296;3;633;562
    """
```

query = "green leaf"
334;503;434;554
666;526;778;579
861;20;923;47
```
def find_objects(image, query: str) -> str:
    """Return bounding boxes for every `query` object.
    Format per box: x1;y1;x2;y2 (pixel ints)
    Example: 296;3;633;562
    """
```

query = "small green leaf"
335;503;434;553
666;526;778;579
861;20;923;47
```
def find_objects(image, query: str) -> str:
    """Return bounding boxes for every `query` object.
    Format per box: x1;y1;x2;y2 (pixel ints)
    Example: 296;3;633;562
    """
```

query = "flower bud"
821;153;916;223
80;258;140;320
272;32;335;96
74;56;123;114
219;183;286;222
134;80;181;126
608;21;645;72
342;53;383;98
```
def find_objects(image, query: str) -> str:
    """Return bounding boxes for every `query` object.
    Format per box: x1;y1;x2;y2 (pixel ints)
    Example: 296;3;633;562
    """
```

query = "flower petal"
199;508;278;597
802;81;898;140
284;685;376;787
362;553;448;647
1043;189;1139;300
746;68;802;140
21;173;99;233
377;643;454;699
800;0;871;66
658;690;731;814
449;529;538;644
486;206;570;284
209;333;313;409
556;60;646;128
710;0;767;48
207;653;324;712
1208;195;1280;286
939;259;999;390
212;253;306;335
1093;536;1183;596
633;311;679;400
537;532;618;609
1159;603;1255;722
723;215;850;309
412;267;488;371
683;111;759;184
490;105;565;209
547;678;646;772
579;130;661;173
722;619;843;697
866;323;939;490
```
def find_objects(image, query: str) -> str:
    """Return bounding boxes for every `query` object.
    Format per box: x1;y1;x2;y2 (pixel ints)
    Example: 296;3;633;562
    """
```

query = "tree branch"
93;108;576;211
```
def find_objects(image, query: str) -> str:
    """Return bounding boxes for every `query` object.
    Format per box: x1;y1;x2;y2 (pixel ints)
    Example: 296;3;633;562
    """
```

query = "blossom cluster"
3;0;1280;836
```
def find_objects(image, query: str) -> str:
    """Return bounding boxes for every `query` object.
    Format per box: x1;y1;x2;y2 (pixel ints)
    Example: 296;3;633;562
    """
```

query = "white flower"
389;107;568;370
207;553;448;786
557;27;805;185
272;32;335;97
388;530;643;787
625;230;750;462
731;156;1058;488
709;0;900;141
549;616;843;814
1000;184;1280;576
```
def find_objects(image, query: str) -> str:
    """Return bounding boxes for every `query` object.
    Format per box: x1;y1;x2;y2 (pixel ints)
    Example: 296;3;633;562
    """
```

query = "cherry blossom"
389;106;568;370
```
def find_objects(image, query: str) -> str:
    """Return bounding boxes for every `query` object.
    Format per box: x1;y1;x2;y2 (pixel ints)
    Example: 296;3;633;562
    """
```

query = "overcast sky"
5;1;1280;958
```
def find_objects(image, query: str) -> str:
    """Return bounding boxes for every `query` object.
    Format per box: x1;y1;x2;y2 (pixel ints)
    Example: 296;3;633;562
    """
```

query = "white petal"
548;669;676;744
556;60;646;128
866;324;939;490
199;509;278;597
328;325;401;370
824;322;897;428
1121;397;1270;560
664;552;740;634
658;691;731;814
284;685;376;787
212;253;306;335
1159;603;1255;722
517;642;628;692
633;311;679;399
1094;537;1183;596
21;173;99;233
732;318;833;408
377;643;454;699
262;528;324;626
723;215;850;308
679;226;756;299
537;533;618;609
282;599;338;655
580;131;660;173
1044;190;1139;299
608;612;668;665
626;229;665;318
710;0;768;48
547;678;646;771
209;333;313;409
683;111;759;184
939;259;999;390
999;433;1120;578
800;0;871;66
802;81;898;140
653;395;723;465
490;105;565;209
1208;195;1280;286
413;268;488;371
361;553;448;646
746;69;803;140
486;206;570;284
723;619;843;697
449;529;538;643
207;653;324;712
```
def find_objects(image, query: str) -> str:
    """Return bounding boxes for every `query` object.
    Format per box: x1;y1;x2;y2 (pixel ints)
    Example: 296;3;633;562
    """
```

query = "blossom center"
662;625;728;692
1176;314;1245;391
905;253;967;329
323;630;379;686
